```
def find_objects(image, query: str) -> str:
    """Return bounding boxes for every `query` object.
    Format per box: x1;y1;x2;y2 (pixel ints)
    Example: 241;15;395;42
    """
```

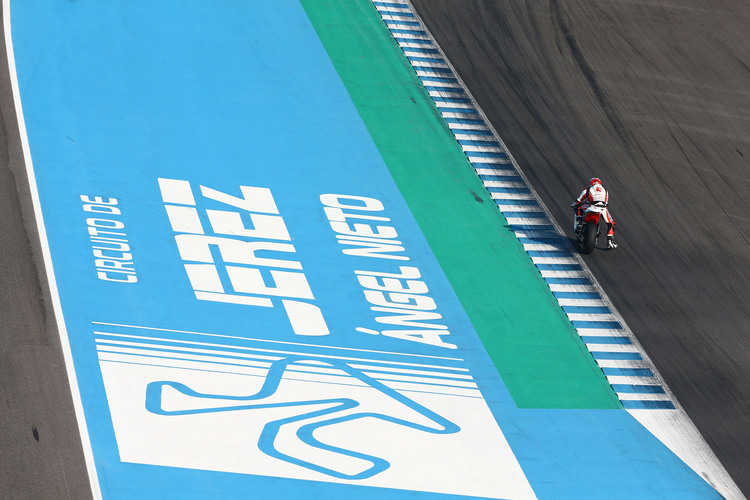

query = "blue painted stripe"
580;336;633;345
562;305;610;314
467;151;509;159
402;47;441;54
390;29;427;36
413;65;452;73
384;19;421;26
379;10;416;17
591;351;644;361
621;400;675;410
439;106;478;114
452;127;492;135
495;199;539;206
602;367;655;377
545;277;592;285
510;224;556;232
517;237;567;245
424;85;466;93
374;1;410;7
395;37;432;45
419;75;459;83
611;384;665;394
537;264;583;271
445;117;484;125
553;291;601;299
433;96;472;104
409;57;446;64
572;320;622;329
459;139;501;147
527;250;570;258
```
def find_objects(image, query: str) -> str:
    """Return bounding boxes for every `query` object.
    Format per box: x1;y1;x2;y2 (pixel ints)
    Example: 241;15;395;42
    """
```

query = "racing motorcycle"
573;202;606;254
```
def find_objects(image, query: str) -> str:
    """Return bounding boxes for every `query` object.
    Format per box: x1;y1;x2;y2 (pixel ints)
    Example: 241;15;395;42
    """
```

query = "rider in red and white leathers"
572;177;617;248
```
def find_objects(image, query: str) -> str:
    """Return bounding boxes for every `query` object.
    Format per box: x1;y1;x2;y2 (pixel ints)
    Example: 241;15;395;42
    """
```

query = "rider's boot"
607;236;618;249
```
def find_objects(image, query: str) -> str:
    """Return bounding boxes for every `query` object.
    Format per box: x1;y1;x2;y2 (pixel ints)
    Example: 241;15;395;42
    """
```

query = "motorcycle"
573;202;606;254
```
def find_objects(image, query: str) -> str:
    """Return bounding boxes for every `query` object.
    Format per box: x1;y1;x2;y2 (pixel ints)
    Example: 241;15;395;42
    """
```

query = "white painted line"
556;298;607;307
476;167;517;175
582;343;641;354
483;181;527;189
531;257;580;265
496;205;543;212
546;284;599;293
540;270;590;279
447;121;489;130
505;216;551;224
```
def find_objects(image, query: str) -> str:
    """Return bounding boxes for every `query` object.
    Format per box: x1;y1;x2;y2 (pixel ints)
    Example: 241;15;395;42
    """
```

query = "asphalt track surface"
0;4;91;498
1;1;748;499
410;0;750;496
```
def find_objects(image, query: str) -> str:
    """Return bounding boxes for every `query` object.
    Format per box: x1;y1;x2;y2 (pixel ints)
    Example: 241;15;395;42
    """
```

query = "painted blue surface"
10;0;721;498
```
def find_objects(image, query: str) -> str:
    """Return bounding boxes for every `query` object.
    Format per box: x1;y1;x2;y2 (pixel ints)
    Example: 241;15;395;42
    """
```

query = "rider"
572;177;617;249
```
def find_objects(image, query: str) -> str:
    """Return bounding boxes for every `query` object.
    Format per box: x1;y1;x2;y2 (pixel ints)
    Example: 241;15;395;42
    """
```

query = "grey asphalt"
0;4;92;498
410;0;750;496
2;0;748;498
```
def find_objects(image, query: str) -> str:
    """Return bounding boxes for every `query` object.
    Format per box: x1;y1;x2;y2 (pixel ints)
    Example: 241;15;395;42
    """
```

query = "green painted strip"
300;0;619;409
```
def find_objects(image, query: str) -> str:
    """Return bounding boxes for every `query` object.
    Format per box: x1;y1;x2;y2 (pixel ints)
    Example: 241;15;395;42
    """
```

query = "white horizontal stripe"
556;297;607;306
514;231;558;239
490;192;534;201
483;181;526;189
412;60;448;69
505;216;550;224
475;167;516;175
571;327;625;335
546;283;598;293
567;312;619;322
429;91;466;100
384;23;418;30
376;5;411;12
448;121;488;130
461;145;503;153
471;156;513;164
436;101;475;109
531;257;580;265
616;393;672;401
497;204;541;212
606;375;660;386
401;42;436;50
442;112;482;119
583;343;640;353
596;359;650;369
454;132;494;141
393;33;431;42
521;245;567;252
540;270;589;279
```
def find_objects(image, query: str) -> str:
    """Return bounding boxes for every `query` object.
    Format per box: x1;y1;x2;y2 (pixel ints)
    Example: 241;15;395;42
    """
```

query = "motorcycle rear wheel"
579;222;597;254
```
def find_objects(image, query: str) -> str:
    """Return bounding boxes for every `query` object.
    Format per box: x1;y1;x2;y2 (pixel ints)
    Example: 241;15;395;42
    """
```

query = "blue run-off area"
9;1;720;498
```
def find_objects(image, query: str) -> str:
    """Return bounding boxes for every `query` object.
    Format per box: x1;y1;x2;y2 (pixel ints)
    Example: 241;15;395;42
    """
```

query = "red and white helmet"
589;177;602;186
